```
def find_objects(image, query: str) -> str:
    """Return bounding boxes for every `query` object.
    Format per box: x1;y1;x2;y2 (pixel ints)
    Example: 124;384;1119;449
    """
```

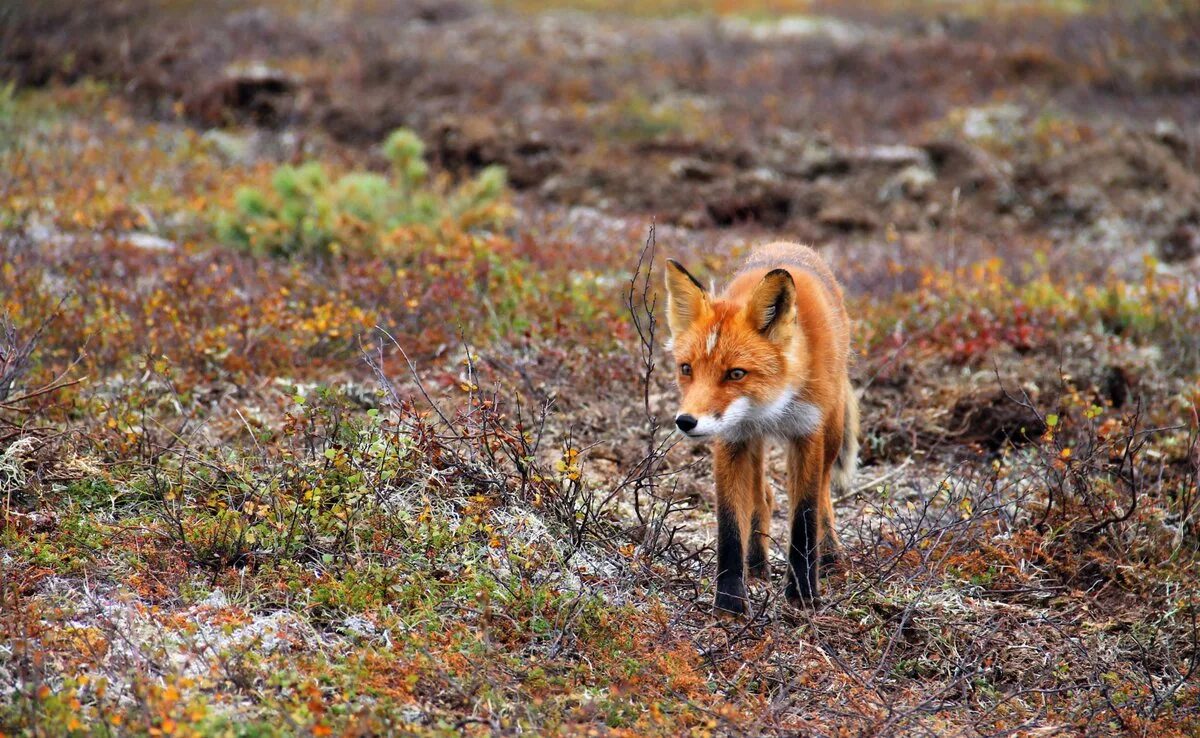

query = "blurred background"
4;0;1198;280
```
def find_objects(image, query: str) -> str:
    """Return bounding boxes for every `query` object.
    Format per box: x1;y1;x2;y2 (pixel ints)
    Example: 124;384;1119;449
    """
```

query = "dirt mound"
947;391;1048;451
184;63;303;126
1019;131;1200;236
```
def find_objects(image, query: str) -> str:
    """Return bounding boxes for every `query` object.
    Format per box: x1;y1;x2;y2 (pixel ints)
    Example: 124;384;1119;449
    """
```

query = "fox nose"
675;414;698;433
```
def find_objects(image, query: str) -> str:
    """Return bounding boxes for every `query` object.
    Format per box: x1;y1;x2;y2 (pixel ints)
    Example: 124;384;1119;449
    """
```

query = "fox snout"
672;397;753;440
675;414;698;433
674;409;728;440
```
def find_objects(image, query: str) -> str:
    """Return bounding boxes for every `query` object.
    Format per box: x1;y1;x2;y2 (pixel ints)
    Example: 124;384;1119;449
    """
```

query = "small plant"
214;128;509;258
0;81;18;150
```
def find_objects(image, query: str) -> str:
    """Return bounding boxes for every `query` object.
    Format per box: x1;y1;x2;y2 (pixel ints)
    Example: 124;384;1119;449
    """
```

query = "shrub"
214;128;509;258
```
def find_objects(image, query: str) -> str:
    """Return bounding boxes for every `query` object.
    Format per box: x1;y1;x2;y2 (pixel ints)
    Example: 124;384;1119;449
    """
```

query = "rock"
341;614;377;638
960;104;1025;145
747;166;782;183
878;164;936;202
123;233;177;252
722;15;870;45
668;157;718;182
1161;216;1199;263
1153;118;1187;157
538;174;567;198
199;589;230;609
783;138;929;181
848;144;930;169
792;137;847;179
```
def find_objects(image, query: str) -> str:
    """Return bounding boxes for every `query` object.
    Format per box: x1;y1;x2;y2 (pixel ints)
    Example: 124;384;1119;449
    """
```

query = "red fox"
664;242;858;614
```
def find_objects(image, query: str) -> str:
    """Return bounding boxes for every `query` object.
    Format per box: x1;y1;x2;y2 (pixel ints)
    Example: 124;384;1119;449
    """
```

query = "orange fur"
664;242;857;613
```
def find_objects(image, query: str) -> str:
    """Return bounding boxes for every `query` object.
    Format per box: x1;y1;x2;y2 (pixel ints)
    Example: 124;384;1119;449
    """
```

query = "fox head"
664;260;805;441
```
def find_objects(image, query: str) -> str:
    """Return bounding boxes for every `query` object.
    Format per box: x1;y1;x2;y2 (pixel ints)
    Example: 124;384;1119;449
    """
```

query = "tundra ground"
2;1;1200;735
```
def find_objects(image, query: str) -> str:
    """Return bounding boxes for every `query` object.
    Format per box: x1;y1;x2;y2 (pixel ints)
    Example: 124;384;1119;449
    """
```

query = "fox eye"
726;368;747;381
679;363;692;377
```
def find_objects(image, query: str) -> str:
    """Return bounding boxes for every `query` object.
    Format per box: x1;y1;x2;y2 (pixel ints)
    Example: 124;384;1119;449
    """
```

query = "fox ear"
745;268;795;338
664;260;709;336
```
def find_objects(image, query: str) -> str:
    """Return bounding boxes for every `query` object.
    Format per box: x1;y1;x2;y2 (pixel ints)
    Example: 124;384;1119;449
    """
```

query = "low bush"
214;128;509;258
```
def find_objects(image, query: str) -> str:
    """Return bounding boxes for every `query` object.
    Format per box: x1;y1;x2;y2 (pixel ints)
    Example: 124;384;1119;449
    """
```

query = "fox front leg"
747;464;772;580
786;437;826;606
712;438;764;616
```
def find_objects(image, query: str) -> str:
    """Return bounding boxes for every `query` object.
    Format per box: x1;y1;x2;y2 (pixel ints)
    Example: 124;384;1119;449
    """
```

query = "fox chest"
724;390;823;443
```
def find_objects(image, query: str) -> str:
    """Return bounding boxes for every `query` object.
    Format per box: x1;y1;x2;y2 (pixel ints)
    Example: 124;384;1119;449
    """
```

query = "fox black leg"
714;507;749;615
747;509;770;580
786;500;820;606
713;439;764;616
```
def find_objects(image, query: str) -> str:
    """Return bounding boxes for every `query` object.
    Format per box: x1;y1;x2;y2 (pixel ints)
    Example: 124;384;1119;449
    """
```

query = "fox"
664;241;859;615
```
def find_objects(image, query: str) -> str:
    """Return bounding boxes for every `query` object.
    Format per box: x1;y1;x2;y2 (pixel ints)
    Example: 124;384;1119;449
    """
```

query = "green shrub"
214;128;508;258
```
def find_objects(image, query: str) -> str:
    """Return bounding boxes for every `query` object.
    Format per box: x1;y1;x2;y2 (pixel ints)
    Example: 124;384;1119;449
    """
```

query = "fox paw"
784;583;820;609
747;556;771;581
714;580;749;616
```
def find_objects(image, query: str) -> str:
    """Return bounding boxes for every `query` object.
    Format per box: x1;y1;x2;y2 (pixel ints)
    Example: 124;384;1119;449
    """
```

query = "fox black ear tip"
667;259;706;291
765;268;794;283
